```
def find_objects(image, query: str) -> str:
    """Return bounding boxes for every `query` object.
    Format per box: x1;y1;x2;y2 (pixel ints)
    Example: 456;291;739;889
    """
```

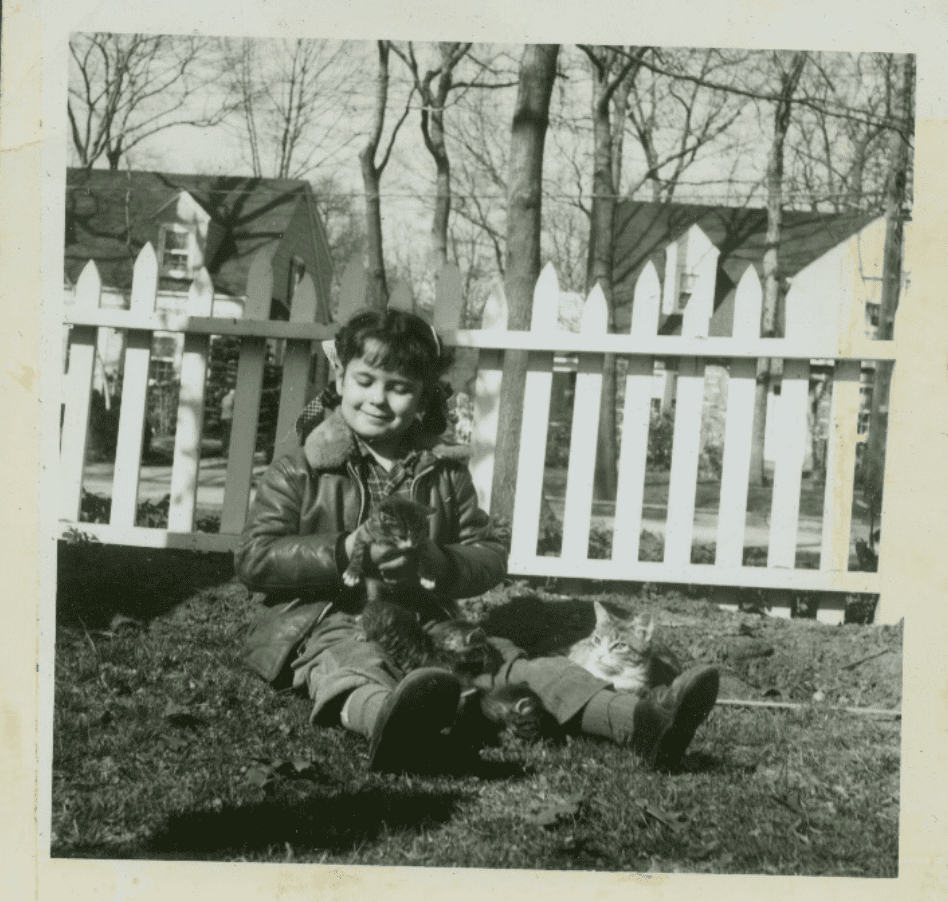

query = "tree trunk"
360;155;388;310
748;52;807;487
491;43;559;522
864;53;914;543
586;51;620;500
359;42;393;310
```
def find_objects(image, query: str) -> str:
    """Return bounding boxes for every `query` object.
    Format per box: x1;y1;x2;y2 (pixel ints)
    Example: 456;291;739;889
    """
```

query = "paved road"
82;457;854;555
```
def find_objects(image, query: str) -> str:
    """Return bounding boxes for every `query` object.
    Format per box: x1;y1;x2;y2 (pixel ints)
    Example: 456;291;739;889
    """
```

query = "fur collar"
302;408;468;471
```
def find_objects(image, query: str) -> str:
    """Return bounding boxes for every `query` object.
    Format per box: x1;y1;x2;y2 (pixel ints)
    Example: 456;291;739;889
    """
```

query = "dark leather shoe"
631;666;719;771
368;668;461;774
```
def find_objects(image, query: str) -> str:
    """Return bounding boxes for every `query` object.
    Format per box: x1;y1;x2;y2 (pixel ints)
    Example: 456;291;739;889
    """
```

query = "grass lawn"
51;550;901;875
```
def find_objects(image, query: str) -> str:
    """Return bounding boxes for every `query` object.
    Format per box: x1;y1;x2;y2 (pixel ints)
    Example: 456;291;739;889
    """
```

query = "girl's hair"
303;308;453;439
335;307;449;386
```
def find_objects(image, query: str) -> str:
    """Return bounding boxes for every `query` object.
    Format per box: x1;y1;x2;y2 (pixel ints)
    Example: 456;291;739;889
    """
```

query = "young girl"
236;308;719;775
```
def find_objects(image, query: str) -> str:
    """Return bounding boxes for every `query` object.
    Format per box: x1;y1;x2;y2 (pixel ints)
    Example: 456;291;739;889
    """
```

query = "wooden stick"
716;698;901;718
841;648;892;670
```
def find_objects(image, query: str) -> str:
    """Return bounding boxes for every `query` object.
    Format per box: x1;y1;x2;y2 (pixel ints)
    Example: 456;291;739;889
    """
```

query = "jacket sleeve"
435;462;509;601
234;452;345;596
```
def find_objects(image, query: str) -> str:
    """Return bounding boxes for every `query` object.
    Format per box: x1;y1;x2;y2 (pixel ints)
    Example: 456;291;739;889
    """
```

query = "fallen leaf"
525;793;584;828
245;764;274;788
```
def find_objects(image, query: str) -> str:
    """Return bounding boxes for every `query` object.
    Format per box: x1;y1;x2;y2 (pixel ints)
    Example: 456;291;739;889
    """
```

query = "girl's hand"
343;532;417;582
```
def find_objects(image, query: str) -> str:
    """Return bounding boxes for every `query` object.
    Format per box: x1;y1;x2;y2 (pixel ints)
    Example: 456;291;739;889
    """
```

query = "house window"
158;224;193;277
149;357;176;385
866;303;881;329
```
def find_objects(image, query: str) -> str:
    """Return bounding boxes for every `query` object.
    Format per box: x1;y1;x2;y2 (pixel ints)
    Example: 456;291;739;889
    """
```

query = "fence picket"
510;263;559;565
110;244;159;528
60;260;101;521
220;246;273;534
716;266;763;565
613;262;661;558
766;276;816;580
767;358;810;577
167;268;214;531
818;359;861;620
470;283;507;511
561;284;608;560
664;265;713;564
273;273;320;464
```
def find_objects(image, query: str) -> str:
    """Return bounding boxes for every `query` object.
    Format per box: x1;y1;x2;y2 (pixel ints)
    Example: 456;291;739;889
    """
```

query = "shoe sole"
653;668;720;772
368;668;461;774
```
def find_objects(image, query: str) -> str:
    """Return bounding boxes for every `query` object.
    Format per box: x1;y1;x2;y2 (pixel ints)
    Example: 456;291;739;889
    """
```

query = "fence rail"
60;237;899;623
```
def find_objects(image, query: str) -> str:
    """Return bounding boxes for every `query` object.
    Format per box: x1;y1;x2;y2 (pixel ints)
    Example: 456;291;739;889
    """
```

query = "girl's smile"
336;348;426;457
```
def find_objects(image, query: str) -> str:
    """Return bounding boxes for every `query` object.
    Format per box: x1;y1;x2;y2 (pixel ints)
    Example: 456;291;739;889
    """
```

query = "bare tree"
220;38;355;180
491;43;560;521
68;33;226;170
785;52;896;213
359;41;415;309
747;50;809;487
577;45;648;499
863;53;915;545
390;42;472;269
624;47;749;202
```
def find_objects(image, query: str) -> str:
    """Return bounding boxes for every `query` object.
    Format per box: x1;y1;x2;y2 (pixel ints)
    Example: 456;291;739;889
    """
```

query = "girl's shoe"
368;668;461;773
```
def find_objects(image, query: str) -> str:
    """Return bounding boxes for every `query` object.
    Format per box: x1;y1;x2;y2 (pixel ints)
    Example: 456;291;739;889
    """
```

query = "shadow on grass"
55;783;472;861
57;541;236;628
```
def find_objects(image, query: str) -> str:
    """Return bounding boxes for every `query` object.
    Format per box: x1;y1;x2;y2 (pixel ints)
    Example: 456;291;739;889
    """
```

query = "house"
63;168;333;394
548;201;887;474
607;200;888;472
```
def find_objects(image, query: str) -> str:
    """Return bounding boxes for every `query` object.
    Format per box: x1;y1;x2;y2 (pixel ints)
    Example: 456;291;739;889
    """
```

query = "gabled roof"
612;200;879;288
64;168;322;297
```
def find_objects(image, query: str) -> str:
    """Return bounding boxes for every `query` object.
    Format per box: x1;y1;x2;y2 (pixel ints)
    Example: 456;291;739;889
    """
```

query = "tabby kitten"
343;495;436;601
359;599;503;680
567;601;679;693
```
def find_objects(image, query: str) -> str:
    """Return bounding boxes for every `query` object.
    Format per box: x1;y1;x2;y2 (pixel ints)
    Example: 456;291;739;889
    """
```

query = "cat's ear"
593;600;612;626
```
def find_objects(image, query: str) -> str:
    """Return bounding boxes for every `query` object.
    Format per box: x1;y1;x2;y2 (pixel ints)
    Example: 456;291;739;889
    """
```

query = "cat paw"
342;570;360;588
419;577;436;591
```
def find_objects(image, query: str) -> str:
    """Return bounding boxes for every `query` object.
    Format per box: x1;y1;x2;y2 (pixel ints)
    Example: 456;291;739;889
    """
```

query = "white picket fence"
60;240;898;623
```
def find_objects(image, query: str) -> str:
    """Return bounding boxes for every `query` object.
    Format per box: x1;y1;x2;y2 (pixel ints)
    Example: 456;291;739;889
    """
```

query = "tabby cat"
343;495;436;601
359;599;503;681
358;598;547;743
567;600;680;693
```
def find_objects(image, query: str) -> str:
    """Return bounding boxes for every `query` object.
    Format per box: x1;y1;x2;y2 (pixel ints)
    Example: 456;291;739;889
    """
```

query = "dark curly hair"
319;308;453;437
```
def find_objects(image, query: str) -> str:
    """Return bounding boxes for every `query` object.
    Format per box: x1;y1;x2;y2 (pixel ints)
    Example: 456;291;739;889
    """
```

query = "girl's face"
336;343;426;456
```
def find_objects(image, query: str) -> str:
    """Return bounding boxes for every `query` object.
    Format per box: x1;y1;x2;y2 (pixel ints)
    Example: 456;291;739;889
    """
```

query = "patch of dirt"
458;582;903;713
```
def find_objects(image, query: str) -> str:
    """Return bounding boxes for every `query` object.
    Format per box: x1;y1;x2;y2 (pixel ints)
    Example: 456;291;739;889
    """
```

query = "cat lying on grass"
566;600;682;692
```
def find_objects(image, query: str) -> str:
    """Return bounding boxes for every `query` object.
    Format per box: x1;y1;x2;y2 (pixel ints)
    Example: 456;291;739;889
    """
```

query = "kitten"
343;495;436;600
358;599;546;744
359;600;503;680
567;600;680;693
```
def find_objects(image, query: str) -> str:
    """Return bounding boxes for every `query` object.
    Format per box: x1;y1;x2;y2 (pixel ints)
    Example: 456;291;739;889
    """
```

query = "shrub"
647;408;675;470
544;421;572;469
78;490;221;534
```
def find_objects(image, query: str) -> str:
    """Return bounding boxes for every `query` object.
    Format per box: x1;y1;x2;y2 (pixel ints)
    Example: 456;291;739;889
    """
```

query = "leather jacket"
235;409;509;685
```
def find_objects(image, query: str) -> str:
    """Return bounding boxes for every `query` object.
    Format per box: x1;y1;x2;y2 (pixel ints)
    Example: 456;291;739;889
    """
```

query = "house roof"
64;168;322;298
612;200;878;288
611;199;880;335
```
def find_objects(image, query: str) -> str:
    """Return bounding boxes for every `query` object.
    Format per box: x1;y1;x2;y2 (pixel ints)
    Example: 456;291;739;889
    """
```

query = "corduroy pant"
291;610;611;727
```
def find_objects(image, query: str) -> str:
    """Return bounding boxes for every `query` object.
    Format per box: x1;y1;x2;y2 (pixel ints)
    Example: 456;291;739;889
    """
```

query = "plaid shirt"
353;436;423;516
